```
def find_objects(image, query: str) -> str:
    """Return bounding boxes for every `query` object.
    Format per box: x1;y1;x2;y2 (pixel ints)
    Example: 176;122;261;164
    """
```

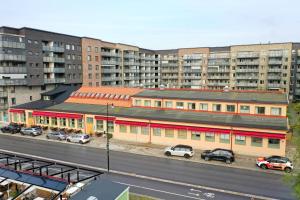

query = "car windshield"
84;135;90;139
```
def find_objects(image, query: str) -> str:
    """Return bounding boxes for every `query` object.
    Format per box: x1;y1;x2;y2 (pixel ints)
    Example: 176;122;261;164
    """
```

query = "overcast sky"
1;0;299;49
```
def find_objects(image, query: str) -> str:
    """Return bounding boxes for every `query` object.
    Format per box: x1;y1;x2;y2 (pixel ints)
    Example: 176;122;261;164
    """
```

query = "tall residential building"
0;26;82;122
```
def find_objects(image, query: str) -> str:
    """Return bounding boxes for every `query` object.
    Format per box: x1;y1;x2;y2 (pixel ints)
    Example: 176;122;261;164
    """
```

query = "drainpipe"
149;120;151;144
230;127;233;151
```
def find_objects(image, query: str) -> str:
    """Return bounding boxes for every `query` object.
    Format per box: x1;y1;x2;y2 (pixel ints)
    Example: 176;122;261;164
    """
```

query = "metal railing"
268;60;282;65
267;75;282;80
0;41;25;49
44;78;65;84
235;76;258;80
42;46;65;52
207;76;230;79
101;52;122;57
0;54;26;61
235;68;259;73
101;60;121;65
43;68;65;73
236;52;260;58
236;60;260;65
207;82;229;86
43;57;65;63
235;82;258;87
207;68;230;73
268;83;281;88
0;91;8;98
268;68;282;73
0;67;27;74
0;79;27;85
101;69;121;73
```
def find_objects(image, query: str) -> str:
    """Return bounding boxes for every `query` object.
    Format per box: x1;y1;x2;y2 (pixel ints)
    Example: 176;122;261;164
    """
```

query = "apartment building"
12;86;288;156
0;26;82;122
82;37;160;88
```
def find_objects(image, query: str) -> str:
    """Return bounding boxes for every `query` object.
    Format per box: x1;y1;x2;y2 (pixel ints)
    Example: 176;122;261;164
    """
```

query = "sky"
1;0;299;49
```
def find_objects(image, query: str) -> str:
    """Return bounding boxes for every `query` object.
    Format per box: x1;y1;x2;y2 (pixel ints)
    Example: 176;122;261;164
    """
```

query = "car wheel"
46;136;50;139
261;164;268;170
58;137;62;141
284;167;292;173
204;156;210;161
67;139;71;142
165;151;171;156
225;159;231;164
184;154;191;159
20;132;24;135
79;140;83;144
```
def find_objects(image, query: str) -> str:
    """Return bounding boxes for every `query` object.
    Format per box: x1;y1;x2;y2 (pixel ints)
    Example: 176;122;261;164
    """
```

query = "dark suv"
1;124;21;134
201;148;235;164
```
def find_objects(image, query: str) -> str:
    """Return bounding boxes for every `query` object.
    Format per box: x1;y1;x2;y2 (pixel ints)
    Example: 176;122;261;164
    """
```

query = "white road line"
187;192;200;197
0;148;279;200
190;188;202;193
116;181;203;200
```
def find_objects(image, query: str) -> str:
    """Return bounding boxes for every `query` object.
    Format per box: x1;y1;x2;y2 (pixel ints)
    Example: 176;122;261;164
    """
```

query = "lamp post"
106;103;114;173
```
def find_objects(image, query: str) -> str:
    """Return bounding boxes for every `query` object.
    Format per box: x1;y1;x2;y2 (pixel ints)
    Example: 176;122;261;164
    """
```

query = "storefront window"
235;135;246;145
120;125;127;133
13;113;18;122
178;130;187;139
220;134;230;143
191;131;201;140
20;114;25;123
69;118;75;128
268;139;280;149
59;118;66;127
251;137;263;147
77;119;83;129
153;128;161;136
205;132;215;142
141;127;149;135
130;126;138;134
107;121;114;133
51;117;57;126
165;129;174;138
96;120;104;131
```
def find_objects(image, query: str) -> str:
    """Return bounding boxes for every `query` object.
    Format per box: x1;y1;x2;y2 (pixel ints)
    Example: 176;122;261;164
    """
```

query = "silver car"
66;134;90;144
46;131;67;141
20;127;42;136
164;145;194;158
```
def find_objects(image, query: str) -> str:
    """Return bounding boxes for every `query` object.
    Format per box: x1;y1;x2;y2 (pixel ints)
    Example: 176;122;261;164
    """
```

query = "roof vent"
223;85;229;92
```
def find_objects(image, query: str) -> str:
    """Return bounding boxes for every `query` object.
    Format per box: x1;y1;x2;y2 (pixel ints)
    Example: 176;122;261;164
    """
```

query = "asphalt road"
0;134;295;200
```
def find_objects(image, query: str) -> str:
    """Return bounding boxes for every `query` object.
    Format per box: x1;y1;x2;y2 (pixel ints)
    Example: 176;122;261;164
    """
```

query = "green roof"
44;102;288;131
133;90;288;104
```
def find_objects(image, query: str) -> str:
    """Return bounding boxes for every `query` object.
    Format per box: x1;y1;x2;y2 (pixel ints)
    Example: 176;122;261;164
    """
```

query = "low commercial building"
11;86;289;157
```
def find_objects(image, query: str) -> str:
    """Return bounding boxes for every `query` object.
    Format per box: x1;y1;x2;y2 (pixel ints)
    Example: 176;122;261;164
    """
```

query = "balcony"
208;60;230;66
182;75;201;80
268;51;283;57
207;68;230;73
42;46;64;52
183;68;201;73
124;54;139;59
268;60;282;65
124;76;140;81
236;52;260;58
0;102;8;110
124;69;139;73
268;83;282;88
101;52;122;57
207;82;229;86
161;69;178;73
0;54;26;61
268;68;282;73
162;75;178;79
43;68;65;73
183;55;202;60
161;63;178;67
101;60;120;65
0;79;27;86
101;76;122;81
43;57;65;63
101;69;121;73
0;41;25;49
236;60;259;65
0;67;27;74
207;75;230;80
44;78;65;84
235;82;258;87
235;75;258;80
267;75;282;80
235;68;259;73
0;91;8;98
208;53;230;59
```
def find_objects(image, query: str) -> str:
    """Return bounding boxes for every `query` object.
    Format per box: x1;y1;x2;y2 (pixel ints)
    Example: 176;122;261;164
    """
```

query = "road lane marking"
0;148;279;200
187;192;200;197
190;188;202;193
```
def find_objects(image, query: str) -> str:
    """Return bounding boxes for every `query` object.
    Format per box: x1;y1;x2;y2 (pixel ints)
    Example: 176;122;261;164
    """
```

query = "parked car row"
46;131;91;144
164;144;293;173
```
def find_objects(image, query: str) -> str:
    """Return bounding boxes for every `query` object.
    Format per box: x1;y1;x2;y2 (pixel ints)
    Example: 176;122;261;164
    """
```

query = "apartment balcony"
0;102;8;110
208;53;230;59
183;55;202;60
163;57;178;61
0;79;27;86
236;52;260;58
235;82;258;87
235;75;258;80
124;54;139;59
161;69;178;73
268;68;282;73
101;52;122;57
295;89;300;94
207;68;230;73
208;60;230;66
268;83;282;88
268;52;283;57
0;67;27;74
101;60;121;65
267;75;282;80
183;62;202;67
207;75;230;80
182;75;201;80
43;57;65;63
296;60;300;65
43;68;65;73
0;41;25;49
44;78;65;84
207;82;229;86
162;75;178;79
140;76;151;80
236;60;259;65
139;69;152;73
101;76;122;81
42;46;65;52
296;84;300;88
235;68;259;73
101;69;121;73
268;60;282;65
124;69;139;73
0;54;26;61
183;69;201;73
123;61;140;66
124;76;140;81
0;91;8;98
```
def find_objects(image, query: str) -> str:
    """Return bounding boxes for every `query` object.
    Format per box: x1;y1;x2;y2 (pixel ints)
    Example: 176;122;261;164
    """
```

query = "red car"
256;156;293;173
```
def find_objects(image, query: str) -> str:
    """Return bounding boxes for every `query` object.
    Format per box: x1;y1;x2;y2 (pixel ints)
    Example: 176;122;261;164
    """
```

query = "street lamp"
106;103;114;173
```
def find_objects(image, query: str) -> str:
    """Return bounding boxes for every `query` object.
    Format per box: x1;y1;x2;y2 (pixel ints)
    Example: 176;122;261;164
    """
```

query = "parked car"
164;145;194;158
66;134;90;144
201;148;235;164
0;124;21;134
20;127;42;136
256;156;293;173
46;131;67;141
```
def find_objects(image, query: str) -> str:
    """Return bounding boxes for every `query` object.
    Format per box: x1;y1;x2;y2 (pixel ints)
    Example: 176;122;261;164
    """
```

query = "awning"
115;120;149;127
32;111;83;119
233;130;285;139
95;115;116;121
9;109;25;113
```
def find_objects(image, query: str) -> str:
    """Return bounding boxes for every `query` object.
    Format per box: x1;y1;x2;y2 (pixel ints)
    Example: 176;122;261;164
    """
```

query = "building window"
268;139;280;149
205;132;215;142
88;73;92;79
212;104;221;112
28;39;32;44
96;73;99;79
165;101;173;108
120;125;127;133
20;114;25;123
30;96;32;101
240;105;250;113
88;64;92;70
154;101;161;107
88;55;92;61
191;131;201;140
135;99;142;106
11;98;16;105
165;129;174;138
77;119;83;129
255;106;265;114
51;117;57;126
235;135;246;145
87;117;93;124
188;103;196;110
153;128;161;136
95;56;99;62
67;54;71;60
66;44;70;50
87;46;91;52
271;107;282;116
178;130;187;139
95;47;98;53
251;137;263;147
144;100;151;107
176;102;184;109
220;134;230;143
96;120;104;131
141;127;149;135
107;121;114;133
226;105;235;112
69;118;75;128
130;126;138;134
95;65;99;70
199;103;208;111
59;118;66;127
13;113;18;123
71;45;75;50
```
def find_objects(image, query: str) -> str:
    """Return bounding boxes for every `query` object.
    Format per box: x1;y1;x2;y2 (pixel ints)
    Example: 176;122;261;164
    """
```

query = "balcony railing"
235;82;258;87
123;61;140;66
183;69;201;73
268;68;282;73
268;83;282;88
123;54;139;59
207;75;230;80
267;75;282;80
42;46;64;52
268;52;283;57
0;79;27;86
235;68;259;73
182;75;201;80
0;91;8;98
236;52;260;58
235;76;258;80
0;41;25;49
208;60;230;66
43;68;65;73
268;60;282;65
124;69;139;73
44;78;65;84
0;54;26;61
0;103;9;110
208;53;230;59
207;82;229;86
101;69;121;73
0;67;27;74
124;76;140;80
183;62;202;67
101;60;121;65
236;60;259;65
207;68;230;73
43;57;65;63
101;52;122;57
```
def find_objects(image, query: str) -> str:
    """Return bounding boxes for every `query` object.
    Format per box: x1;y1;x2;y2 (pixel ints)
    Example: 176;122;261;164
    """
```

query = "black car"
1;124;21;134
201;148;235;164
